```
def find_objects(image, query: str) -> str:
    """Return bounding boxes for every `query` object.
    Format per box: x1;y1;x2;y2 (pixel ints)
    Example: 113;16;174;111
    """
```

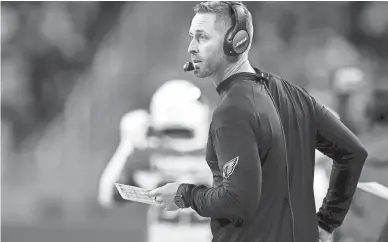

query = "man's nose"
188;40;198;54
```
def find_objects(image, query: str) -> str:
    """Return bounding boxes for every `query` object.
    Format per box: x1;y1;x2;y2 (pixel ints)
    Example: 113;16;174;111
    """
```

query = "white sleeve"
98;109;150;208
98;140;134;208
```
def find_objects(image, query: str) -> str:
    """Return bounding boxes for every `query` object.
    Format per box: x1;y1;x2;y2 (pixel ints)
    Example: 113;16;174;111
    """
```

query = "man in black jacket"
148;2;368;242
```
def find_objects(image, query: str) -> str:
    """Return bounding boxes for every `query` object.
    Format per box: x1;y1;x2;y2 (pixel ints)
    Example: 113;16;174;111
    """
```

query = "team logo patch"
222;156;239;179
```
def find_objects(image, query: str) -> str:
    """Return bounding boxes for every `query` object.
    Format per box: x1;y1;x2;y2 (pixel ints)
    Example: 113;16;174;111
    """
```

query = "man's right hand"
318;226;333;242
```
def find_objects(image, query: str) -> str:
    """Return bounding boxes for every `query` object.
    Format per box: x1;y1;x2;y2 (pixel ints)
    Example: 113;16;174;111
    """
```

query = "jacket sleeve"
314;100;368;233
180;107;262;221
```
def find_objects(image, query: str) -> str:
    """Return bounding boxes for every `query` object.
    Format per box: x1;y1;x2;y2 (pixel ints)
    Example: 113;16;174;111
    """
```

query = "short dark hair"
193;1;253;50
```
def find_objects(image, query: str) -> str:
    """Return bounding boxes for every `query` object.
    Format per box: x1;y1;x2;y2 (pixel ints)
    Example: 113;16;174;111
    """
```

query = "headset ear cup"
222;3;250;56
224;30;249;56
232;30;249;54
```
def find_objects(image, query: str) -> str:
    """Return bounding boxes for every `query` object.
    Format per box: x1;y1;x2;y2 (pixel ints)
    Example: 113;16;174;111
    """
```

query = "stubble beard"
194;55;223;79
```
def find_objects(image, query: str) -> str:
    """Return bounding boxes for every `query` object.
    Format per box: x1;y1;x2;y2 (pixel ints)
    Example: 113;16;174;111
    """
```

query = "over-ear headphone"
222;1;250;56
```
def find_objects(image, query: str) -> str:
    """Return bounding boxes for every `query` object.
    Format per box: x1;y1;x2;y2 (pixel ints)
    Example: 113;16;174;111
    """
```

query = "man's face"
188;13;226;78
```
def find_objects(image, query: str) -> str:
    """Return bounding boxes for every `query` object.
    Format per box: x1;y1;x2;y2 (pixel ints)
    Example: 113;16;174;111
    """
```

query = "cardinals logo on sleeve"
222;156;239;179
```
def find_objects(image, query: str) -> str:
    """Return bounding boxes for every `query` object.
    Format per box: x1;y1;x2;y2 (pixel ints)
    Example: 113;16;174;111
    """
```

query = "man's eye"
199;35;206;40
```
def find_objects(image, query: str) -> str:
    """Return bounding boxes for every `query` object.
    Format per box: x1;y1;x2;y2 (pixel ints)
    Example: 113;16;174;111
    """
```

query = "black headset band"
220;1;250;56
232;4;247;38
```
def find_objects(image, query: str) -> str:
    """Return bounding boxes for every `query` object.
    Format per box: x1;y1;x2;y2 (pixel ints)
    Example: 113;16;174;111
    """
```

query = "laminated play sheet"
115;183;163;205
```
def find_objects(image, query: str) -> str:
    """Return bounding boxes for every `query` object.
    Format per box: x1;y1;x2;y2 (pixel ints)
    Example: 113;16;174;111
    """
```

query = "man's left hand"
148;182;182;211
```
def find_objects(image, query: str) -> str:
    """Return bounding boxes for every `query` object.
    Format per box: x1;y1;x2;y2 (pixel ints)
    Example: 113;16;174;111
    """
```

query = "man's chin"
194;69;210;78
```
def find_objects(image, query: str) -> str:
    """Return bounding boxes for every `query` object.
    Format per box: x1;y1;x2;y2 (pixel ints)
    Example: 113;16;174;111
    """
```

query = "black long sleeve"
315;101;368;233
183;106;262;221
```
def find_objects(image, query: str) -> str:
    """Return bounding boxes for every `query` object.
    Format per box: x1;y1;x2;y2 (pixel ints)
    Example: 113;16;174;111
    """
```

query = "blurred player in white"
98;80;213;242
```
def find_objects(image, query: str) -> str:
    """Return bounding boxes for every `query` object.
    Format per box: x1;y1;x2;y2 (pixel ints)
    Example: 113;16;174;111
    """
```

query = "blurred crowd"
1;2;388;242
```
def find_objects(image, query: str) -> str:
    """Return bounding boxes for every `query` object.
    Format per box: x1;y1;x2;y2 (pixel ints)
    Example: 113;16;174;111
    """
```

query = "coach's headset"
184;1;250;71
